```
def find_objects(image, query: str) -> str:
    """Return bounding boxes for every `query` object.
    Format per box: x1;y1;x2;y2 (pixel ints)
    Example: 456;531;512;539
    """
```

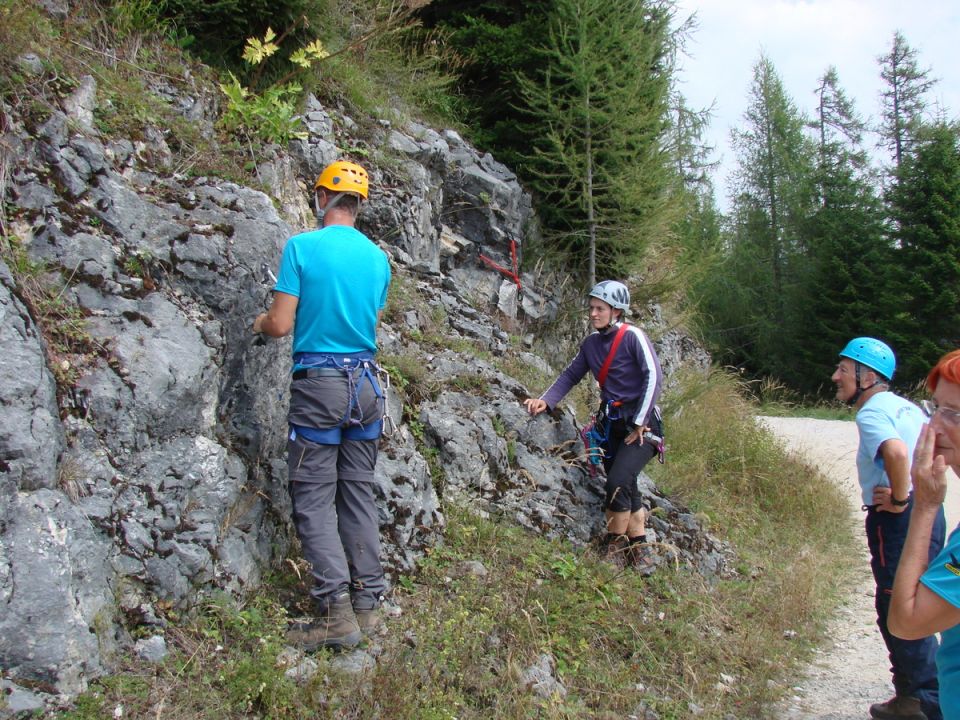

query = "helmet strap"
846;362;887;406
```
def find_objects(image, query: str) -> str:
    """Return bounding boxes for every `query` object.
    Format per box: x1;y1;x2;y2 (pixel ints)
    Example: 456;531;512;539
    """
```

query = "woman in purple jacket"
523;280;663;568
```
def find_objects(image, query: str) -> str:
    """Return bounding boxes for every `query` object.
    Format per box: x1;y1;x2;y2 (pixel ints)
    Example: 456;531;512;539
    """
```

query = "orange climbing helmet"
314;160;369;199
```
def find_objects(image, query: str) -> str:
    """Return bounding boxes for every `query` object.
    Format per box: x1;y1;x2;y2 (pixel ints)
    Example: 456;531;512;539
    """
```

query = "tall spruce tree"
878;31;937;170
516;0;676;287
714;54;817;382
886;121;960;386
669;93;723;313
798;67;888;395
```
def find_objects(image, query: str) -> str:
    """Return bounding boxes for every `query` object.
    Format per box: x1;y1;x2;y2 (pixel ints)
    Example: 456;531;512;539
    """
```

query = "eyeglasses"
921;399;960;427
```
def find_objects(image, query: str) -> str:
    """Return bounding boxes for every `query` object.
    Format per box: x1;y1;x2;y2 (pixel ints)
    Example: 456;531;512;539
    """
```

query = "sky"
671;0;960;208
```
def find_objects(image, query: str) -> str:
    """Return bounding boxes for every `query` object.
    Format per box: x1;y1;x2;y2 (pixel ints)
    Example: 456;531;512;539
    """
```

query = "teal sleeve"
275;239;301;298
921;525;960;609
378;260;390;309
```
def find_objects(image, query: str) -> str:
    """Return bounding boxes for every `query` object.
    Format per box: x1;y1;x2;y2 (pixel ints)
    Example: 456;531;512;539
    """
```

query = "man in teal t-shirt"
253;160;390;651
274;223;389;358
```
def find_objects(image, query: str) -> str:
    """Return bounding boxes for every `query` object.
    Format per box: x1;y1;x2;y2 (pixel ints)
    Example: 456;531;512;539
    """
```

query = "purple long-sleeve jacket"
540;322;662;427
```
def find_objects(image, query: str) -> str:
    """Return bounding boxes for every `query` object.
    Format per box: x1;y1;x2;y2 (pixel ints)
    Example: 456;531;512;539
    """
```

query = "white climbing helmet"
588;280;630;312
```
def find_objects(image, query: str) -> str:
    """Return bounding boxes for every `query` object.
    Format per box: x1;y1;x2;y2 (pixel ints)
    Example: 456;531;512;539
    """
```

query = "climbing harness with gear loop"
288;352;397;445
643;406;666;465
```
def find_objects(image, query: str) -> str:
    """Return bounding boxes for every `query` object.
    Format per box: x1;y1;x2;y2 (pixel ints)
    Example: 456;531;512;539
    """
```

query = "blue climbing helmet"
588;280;630;312
839;337;896;380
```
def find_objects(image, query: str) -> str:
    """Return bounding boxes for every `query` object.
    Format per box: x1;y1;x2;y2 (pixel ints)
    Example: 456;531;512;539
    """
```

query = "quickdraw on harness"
643;406;666;465
289;353;397;445
580;401;622;475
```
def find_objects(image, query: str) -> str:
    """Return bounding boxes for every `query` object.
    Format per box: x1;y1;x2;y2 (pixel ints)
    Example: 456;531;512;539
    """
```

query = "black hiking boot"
626;541;657;576
869;695;927;720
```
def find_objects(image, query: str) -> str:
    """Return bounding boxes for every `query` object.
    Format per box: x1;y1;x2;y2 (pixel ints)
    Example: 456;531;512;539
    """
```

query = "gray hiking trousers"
287;365;386;611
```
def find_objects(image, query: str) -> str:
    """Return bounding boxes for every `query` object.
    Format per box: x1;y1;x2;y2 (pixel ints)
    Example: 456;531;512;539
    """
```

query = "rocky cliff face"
0;49;714;701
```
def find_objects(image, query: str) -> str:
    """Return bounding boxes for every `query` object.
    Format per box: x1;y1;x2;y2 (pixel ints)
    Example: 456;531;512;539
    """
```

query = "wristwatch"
891;495;910;507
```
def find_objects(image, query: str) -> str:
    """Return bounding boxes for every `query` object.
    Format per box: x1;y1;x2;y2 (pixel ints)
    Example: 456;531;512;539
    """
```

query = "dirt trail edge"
759;416;960;720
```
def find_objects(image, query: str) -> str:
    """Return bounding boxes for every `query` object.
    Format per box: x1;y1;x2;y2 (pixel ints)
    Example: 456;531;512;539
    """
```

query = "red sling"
597;323;629;388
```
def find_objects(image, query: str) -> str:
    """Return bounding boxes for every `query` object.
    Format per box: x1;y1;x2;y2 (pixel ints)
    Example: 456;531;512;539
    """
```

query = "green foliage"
516;0;678;285
218;72;306;145
379;352;440;405
382;271;419;325
0;1;55;84
60;595;303;719
0;237;101;390
148;0;323;77
415;0;554;169
216;25;332;145
786;68;889;396
886;121;960;386
699;54;820;392
878;31;938;169
450;373;489;395
121;250;155;279
60;369;858;718
104;0;173;40
494;352;554;402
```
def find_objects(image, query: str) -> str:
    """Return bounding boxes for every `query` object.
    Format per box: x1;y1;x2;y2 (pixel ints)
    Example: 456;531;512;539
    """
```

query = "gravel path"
759;416;960;720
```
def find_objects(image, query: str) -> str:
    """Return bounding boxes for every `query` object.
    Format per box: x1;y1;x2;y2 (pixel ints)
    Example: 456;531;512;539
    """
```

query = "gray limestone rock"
0;265;64;491
0;78;714;701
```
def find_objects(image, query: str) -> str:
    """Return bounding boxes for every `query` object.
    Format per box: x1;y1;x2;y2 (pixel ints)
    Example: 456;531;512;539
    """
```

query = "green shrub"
150;0;325;77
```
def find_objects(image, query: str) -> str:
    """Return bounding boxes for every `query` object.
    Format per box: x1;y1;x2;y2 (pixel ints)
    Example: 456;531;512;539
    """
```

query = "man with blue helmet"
832;337;947;720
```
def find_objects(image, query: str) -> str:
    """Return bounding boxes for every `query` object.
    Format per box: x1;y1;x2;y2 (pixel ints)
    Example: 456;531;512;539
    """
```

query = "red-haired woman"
890;349;960;719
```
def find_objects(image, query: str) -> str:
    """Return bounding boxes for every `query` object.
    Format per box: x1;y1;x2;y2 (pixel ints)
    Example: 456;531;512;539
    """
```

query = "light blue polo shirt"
920;523;960;718
854;391;925;506
274;224;390;355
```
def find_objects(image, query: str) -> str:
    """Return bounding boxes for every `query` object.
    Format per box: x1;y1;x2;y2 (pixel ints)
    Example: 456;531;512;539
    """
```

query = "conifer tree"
669;93;723;313
798;68;888;395
415;0;553;171
878;31;937;169
886;121;960;386
714;54;817;381
516;0;676;287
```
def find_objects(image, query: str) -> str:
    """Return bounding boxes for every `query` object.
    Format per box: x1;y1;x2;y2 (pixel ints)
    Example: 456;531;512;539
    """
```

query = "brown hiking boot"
603;534;630;569
626;542;657;575
869;695;927;720
355;607;384;636
286;592;361;651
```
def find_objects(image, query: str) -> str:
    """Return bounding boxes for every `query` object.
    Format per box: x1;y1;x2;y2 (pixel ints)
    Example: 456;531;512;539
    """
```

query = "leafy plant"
121;250;154;279
218;73;306;145
217;26;328;145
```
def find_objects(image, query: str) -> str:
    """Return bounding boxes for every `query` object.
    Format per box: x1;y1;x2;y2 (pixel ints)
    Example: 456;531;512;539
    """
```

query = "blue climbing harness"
289;352;390;444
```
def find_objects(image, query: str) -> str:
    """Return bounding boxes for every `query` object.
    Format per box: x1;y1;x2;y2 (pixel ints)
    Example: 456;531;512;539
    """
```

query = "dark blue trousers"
866;501;946;720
